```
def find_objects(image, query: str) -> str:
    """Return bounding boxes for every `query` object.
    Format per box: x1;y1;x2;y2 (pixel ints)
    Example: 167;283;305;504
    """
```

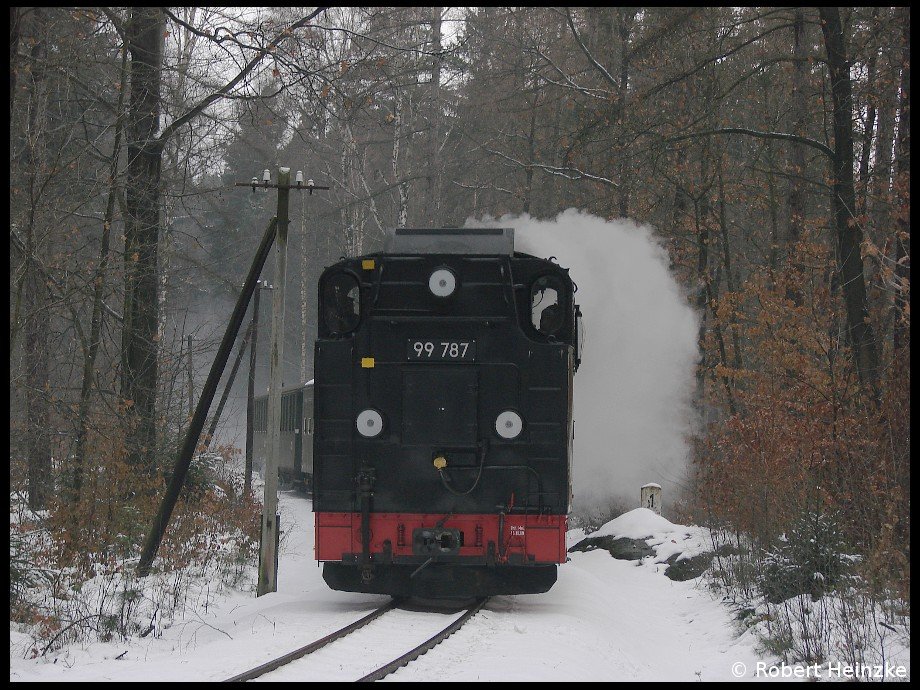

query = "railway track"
222;597;489;683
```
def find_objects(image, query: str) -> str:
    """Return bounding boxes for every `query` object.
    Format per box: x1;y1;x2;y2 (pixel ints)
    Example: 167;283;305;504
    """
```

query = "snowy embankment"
10;497;897;682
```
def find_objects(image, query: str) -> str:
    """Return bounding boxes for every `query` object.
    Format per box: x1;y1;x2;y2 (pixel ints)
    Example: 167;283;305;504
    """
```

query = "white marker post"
641;483;662;515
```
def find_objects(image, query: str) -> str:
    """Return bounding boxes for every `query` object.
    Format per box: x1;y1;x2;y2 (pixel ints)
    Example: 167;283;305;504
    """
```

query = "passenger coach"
253;382;314;491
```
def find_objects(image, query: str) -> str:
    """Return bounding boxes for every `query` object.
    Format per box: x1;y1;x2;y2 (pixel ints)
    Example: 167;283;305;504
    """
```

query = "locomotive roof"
383;227;514;255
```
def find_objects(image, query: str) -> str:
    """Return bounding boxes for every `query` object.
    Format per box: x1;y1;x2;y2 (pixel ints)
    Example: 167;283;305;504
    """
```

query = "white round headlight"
428;267;457;298
495;410;523;439
356;409;384;438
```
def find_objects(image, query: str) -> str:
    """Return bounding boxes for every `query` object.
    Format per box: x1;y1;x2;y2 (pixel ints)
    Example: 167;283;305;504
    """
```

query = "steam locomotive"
309;227;580;598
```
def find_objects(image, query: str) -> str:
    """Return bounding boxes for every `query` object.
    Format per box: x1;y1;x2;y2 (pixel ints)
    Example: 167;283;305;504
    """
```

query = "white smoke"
467;209;699;512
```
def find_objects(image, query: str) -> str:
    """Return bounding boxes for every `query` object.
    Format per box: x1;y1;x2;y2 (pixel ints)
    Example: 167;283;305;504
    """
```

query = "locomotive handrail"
367;314;511;321
441;463;545;506
370;260;384;309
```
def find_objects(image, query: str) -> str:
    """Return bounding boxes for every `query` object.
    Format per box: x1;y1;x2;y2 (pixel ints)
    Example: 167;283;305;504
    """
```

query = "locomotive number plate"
407;339;476;362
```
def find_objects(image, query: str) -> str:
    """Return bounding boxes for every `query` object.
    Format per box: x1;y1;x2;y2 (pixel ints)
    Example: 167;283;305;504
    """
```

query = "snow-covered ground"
7;495;886;682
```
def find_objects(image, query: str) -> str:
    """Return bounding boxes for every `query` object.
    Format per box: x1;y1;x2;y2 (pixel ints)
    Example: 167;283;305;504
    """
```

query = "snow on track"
252;605;468;682
11;494;776;682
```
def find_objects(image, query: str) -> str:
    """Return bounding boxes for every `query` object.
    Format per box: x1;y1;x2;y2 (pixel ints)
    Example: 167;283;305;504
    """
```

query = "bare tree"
819;6;879;392
112;7;328;471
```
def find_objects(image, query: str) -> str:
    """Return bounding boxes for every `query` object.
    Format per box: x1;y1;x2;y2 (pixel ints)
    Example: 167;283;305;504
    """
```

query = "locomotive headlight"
495;410;524;440
356;409;384;438
428;267;457;298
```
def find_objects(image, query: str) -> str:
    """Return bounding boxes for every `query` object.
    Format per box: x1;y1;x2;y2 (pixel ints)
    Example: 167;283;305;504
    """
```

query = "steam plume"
468;209;699;513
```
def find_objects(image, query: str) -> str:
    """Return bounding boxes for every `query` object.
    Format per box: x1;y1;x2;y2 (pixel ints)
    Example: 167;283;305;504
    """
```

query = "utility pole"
204;313;256;451
137;218;279;578
244;168;329;596
186;335;194;420
136;169;327;581
244;280;269;498
260;168;289;597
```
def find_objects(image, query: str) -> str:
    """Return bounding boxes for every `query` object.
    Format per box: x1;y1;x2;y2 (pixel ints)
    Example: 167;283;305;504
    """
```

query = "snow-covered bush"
753;585;910;668
10;445;261;657
185;451;224;498
702;515;909;671
759;510;851;604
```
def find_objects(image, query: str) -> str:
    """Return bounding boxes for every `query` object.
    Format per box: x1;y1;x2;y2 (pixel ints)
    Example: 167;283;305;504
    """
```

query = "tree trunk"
22;8;52;511
616;8;635;218
72;43;128;501
9;7;22;115
693;195;710;407
25;273;51;511
819;7;880;393
856;8;881;218
870;33;898;241
891;7;909;353
523;92;537;214
787;8;808;251
426;7;443;225
392;93;410;228
121;8;165;469
717;160;743;372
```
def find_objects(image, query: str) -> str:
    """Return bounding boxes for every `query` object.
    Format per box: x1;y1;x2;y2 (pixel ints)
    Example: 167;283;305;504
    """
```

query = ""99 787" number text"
407;340;475;361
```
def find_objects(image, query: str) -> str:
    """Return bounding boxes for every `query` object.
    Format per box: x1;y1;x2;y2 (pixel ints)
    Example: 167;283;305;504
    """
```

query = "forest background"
9;6;909;661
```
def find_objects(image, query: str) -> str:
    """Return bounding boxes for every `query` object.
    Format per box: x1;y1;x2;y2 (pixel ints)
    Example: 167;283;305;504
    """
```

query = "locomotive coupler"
411;526;461;557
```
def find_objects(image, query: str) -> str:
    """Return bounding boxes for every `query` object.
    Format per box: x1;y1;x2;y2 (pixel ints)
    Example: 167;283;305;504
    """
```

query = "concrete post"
258;167;290;596
641;483;662;515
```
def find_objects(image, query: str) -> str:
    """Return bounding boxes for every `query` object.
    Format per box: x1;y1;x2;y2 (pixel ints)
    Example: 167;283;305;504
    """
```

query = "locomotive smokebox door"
402;368;478;445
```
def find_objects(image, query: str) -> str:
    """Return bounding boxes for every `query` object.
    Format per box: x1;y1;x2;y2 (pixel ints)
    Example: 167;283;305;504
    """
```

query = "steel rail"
356;598;489;682
222;598;400;682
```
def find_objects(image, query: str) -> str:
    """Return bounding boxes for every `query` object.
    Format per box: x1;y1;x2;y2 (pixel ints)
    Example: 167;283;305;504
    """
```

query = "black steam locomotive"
313;228;580;598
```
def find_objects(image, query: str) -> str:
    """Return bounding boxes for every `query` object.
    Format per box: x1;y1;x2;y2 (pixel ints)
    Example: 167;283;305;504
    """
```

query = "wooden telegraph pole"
244;280;269;497
246;168;328;596
186;335;194;418
259;167;289;596
136;170;327;581
203;314;255;451
136;218;278;578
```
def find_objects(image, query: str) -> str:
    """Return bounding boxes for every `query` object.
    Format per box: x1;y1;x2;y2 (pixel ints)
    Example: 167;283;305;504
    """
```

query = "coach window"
531;275;565;336
323;272;361;334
